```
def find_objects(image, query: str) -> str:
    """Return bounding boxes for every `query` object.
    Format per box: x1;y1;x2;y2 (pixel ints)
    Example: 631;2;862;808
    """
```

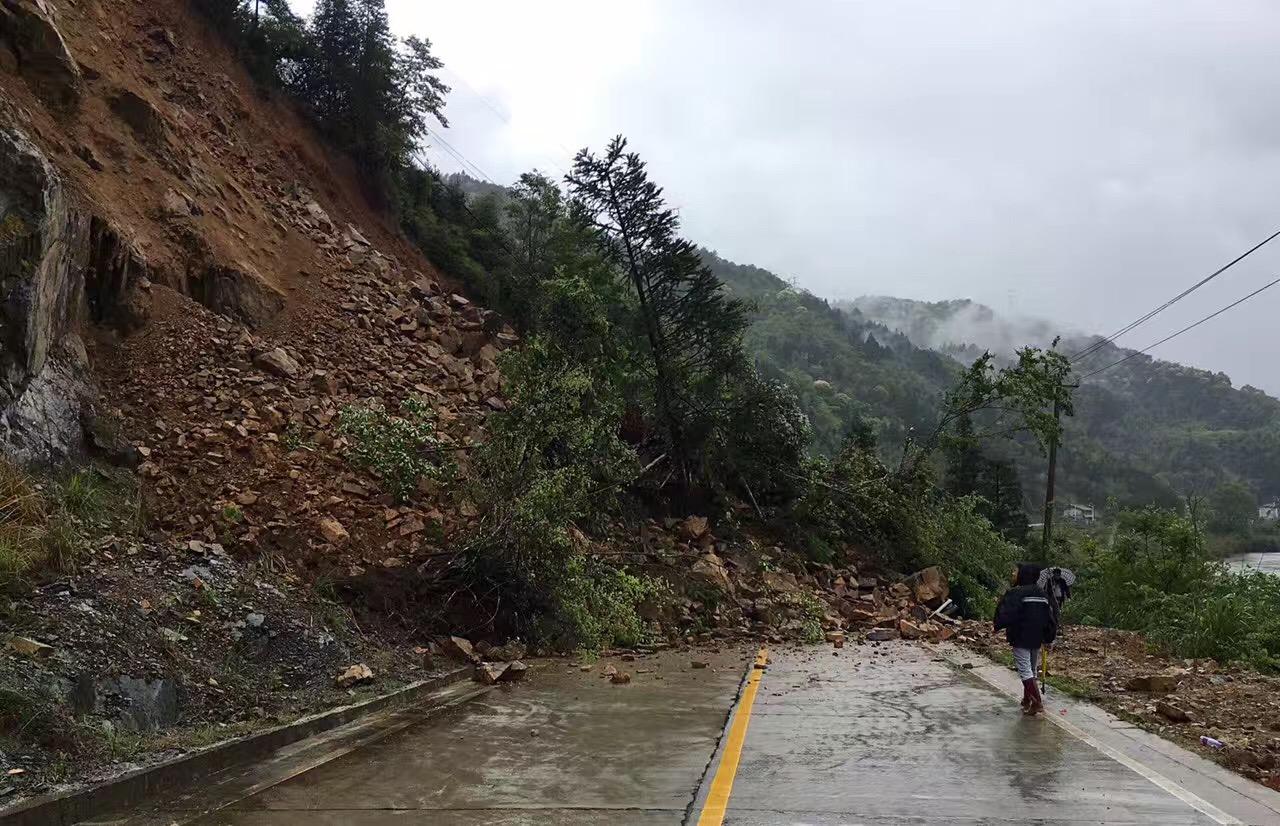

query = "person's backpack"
1036;567;1075;622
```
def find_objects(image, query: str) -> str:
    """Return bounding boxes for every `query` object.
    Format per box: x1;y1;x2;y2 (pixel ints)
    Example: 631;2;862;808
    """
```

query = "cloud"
295;0;1280;393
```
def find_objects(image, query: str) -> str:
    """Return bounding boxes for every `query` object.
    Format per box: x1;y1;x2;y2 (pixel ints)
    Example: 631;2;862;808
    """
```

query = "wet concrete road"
692;644;1280;825
113;647;754;825
96;642;1280;825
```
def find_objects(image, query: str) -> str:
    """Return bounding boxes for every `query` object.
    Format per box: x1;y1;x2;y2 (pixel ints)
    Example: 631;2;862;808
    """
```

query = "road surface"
91;643;1280;825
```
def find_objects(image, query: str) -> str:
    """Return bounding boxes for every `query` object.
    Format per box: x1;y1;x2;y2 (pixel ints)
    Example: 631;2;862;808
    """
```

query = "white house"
1260;499;1280;522
1063;503;1096;525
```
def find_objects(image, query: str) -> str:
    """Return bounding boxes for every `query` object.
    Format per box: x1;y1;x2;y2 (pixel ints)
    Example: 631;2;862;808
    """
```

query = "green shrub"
338;397;449;501
1064;507;1280;670
465;339;659;652
920;497;1020;619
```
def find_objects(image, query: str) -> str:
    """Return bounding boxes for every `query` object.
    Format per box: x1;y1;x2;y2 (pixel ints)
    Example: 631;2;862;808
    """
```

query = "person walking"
994;563;1058;715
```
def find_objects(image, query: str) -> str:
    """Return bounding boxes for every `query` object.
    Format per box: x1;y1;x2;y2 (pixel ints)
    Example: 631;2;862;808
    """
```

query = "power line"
1070;226;1280;363
1079;274;1280;381
440;68;572;177
423;127;498;185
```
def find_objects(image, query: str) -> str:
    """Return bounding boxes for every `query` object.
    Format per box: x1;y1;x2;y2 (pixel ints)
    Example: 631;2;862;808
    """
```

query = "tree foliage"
194;0;448;182
567;137;752;494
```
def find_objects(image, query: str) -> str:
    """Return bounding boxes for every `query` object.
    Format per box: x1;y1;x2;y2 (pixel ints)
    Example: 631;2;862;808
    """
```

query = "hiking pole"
1040;648;1049;694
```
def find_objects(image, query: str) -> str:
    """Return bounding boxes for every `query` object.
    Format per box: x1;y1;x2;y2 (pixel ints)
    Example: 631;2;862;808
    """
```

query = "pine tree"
944;413;983;497
298;0;362;131
567;136;750;489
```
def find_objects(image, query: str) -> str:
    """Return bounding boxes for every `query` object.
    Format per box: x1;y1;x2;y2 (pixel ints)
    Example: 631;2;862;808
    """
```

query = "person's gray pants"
1012;646;1039;681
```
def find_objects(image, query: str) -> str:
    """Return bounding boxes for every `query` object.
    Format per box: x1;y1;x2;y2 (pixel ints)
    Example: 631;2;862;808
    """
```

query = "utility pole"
1041;399;1061;551
1042;382;1080;552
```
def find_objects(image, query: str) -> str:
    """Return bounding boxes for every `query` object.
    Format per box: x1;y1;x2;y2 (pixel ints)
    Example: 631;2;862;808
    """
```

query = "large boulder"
907;566;949;606
0;0;83;110
690;552;734;596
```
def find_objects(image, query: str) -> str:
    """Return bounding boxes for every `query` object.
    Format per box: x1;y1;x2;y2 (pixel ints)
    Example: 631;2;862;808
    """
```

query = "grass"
982;649;1096;700
1044;673;1095;700
0;460;146;592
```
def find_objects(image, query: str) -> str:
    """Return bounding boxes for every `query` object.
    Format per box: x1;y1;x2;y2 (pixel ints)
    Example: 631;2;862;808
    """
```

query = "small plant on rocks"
337;397;450;502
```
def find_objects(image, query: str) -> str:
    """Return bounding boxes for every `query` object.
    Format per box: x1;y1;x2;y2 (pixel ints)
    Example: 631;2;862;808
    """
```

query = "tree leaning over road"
567;137;752;496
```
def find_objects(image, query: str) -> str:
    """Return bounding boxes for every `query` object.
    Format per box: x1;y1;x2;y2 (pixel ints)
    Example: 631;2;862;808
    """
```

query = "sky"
293;0;1280;394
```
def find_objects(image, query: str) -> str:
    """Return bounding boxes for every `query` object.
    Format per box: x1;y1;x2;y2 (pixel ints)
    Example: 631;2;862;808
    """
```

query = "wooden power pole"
1041;399;1061;550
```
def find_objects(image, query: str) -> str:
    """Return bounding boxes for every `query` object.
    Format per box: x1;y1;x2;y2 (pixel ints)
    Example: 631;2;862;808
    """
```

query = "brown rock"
1126;674;1181;694
690;552;734;595
930;625;957;643
679;515;710;540
866;628;899;642
898;619;928;640
839;602;880;626
907;566;949;606
691;660;710;669
336;663;374;688
473;662;508;685
500;661;529;682
1155;700;1192;724
610;671;632;684
6;636;52;659
441;635;478;663
317;517;349;544
826;631;846;649
760;570;799;593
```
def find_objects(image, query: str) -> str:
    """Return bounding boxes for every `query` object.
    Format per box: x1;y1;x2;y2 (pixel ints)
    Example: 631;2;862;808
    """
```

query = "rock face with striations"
0;125;91;462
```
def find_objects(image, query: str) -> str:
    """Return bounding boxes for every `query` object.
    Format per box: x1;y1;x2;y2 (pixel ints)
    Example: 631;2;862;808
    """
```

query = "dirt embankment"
958;622;1280;791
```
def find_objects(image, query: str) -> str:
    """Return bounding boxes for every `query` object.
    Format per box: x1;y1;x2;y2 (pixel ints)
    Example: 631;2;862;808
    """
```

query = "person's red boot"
1020;679;1033;710
1024;679;1044;716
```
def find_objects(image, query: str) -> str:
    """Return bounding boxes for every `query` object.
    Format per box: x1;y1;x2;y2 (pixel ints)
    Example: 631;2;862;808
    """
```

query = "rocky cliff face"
0;125;87;462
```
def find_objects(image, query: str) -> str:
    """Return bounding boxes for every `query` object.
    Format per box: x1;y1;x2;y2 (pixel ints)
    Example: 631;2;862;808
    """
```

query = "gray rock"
254;347;300;379
72;674;179;732
0;126;94;463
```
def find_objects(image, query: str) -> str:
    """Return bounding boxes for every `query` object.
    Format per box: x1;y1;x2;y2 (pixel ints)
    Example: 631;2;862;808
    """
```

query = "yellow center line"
697;646;769;826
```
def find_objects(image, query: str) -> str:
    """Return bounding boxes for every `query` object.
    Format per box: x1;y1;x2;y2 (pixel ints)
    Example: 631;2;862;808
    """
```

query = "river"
1224;552;1280;575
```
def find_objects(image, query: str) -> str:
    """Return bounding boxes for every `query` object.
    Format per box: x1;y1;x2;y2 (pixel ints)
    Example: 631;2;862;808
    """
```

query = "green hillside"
710;254;1280;513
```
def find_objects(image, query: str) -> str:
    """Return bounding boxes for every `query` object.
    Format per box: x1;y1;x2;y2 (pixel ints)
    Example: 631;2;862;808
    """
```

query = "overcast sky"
294;0;1280;393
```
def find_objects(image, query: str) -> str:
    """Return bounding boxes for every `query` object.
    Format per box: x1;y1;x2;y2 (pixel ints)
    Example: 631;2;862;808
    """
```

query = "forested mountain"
710;258;1280;511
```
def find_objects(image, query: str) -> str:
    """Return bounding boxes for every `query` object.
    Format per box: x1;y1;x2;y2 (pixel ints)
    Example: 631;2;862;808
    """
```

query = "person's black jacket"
993;563;1058;649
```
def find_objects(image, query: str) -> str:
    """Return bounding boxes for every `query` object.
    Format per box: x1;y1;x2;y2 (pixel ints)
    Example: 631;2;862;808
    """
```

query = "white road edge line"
963;661;1242;826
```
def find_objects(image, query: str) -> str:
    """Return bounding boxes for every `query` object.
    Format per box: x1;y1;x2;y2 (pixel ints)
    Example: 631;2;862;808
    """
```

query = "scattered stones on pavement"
500;661;529;682
473;662;508;685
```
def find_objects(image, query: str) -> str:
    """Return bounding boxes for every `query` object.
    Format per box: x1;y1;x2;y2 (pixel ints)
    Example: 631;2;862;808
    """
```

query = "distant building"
1062;503;1096;525
1260;499;1280;521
